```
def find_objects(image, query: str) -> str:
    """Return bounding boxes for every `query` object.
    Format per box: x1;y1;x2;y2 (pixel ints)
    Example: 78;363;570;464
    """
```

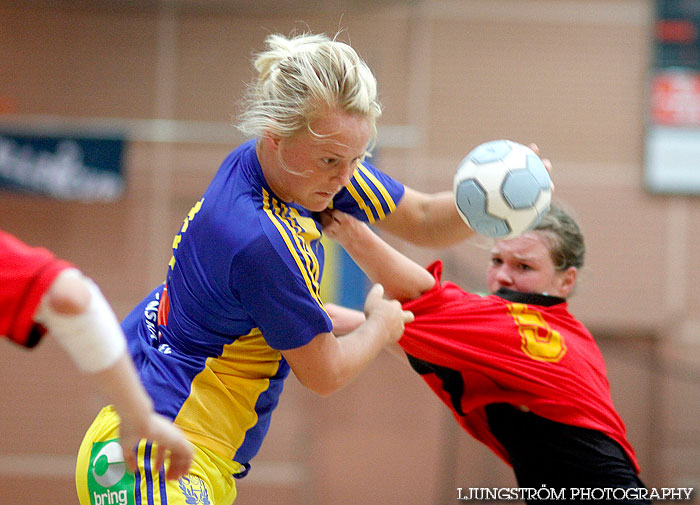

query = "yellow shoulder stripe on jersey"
262;189;325;310
352;173;386;220
345;164;398;222
345;182;376;222
357;163;398;213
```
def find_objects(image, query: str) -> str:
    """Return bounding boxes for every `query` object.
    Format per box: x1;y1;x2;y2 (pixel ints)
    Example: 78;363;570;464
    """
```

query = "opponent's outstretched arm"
320;209;435;302
34;269;193;479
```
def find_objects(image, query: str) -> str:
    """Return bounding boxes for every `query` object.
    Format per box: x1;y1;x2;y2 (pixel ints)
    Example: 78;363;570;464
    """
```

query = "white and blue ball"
453;140;551;239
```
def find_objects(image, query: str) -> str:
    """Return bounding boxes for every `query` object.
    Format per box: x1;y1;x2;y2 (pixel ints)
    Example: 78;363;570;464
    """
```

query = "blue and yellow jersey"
122;139;404;474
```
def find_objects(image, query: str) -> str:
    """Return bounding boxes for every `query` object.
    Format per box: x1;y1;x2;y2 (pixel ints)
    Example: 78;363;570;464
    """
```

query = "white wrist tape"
34;270;127;373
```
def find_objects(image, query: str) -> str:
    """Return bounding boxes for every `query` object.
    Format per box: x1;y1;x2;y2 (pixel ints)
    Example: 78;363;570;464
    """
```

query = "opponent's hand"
319;209;368;248
120;413;194;481
529;143;554;191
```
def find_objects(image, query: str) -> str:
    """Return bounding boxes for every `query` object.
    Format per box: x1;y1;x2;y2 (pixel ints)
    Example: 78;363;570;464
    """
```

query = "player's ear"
262;130;282;151
558;267;577;298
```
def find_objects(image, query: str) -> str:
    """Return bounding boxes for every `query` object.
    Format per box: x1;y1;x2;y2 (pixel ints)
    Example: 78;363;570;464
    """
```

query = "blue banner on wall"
0;132;125;201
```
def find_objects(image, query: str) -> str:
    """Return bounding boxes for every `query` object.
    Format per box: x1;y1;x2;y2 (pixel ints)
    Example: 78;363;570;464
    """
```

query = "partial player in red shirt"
0;230;193;480
321;205;649;503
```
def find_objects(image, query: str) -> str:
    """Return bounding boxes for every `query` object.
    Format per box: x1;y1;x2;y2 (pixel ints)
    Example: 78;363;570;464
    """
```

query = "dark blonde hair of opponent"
533;204;586;272
237;32;382;157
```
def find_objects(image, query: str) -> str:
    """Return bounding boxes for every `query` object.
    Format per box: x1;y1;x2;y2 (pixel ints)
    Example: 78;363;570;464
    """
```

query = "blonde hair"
237;32;381;152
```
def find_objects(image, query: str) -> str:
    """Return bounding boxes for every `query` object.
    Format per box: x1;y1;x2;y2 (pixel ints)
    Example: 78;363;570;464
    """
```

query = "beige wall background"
1;0;699;503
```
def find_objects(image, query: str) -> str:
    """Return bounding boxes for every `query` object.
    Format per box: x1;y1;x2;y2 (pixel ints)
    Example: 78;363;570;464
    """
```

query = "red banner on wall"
650;71;700;126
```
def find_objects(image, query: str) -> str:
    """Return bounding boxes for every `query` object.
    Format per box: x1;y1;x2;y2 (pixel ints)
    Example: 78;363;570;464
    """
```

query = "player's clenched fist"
363;283;414;345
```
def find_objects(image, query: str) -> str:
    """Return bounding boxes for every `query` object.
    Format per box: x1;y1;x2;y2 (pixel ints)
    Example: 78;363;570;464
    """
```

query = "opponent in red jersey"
321;205;649;503
0;230;193;480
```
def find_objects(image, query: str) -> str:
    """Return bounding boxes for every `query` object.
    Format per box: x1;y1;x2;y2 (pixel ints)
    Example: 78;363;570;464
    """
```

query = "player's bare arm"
282;284;413;396
373;187;475;247
321;209;434;301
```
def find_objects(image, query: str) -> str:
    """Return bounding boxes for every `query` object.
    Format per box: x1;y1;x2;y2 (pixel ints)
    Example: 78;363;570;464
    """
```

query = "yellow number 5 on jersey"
507;303;567;363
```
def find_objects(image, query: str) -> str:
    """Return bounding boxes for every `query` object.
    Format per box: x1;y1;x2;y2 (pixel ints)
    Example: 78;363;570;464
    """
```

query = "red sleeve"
0;231;74;347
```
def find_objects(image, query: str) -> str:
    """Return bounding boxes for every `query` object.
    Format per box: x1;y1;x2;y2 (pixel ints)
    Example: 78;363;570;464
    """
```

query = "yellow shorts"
76;406;241;505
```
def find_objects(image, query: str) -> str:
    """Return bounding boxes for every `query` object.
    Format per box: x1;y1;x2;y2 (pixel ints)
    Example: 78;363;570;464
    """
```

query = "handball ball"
453;140;552;239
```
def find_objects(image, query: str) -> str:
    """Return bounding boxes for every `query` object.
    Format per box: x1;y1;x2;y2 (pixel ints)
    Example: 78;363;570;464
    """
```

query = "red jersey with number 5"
0;230;73;347
400;260;639;473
